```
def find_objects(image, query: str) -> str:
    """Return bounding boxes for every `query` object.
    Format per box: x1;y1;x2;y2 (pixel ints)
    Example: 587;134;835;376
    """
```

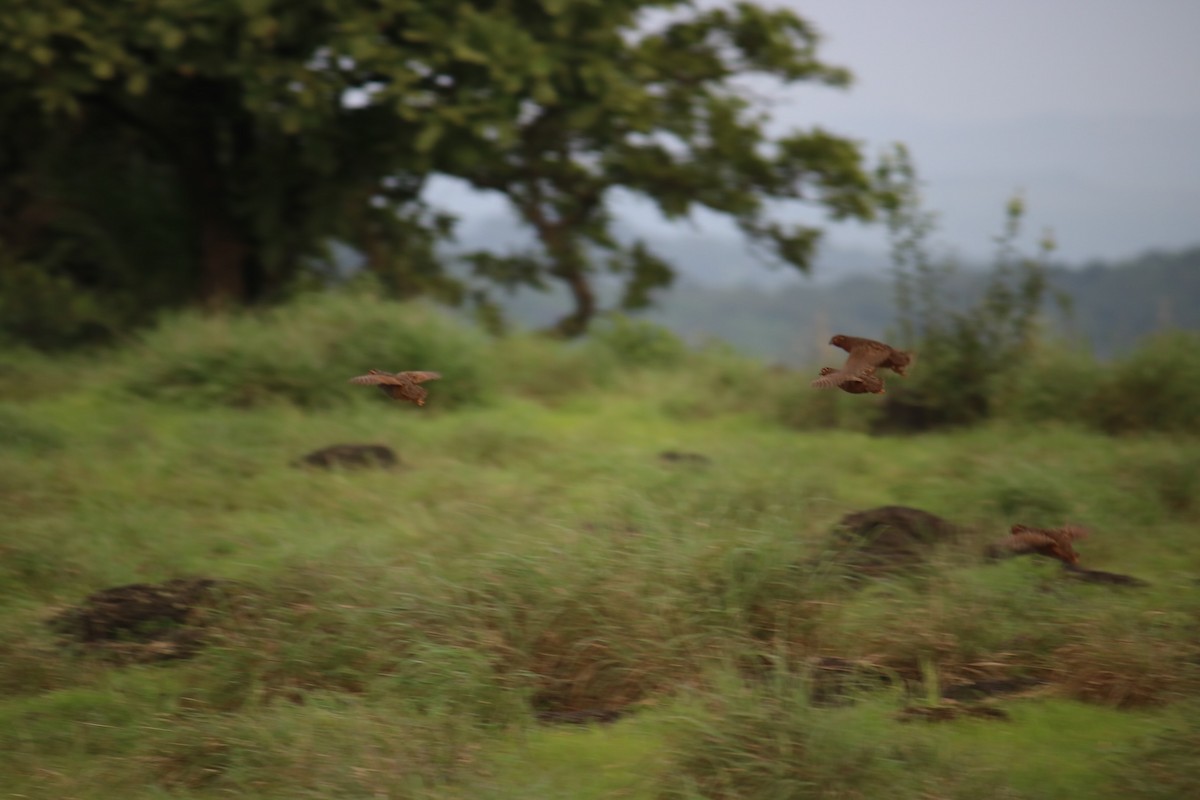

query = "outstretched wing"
1004;530;1059;554
811;368;856;389
1054;524;1090;542
348;370;400;386
842;341;894;375
811;366;878;390
397;371;441;384
349;370;441;386
1012;523;1089;542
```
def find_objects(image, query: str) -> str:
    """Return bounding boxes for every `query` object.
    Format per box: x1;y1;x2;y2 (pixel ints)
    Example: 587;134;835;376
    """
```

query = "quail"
348;370;442;407
811;334;914;391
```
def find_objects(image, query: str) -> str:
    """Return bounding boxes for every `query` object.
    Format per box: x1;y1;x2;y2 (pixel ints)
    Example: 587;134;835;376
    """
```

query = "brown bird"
986;523;1090;566
811;334;914;391
818;366;886;395
348;369;442;407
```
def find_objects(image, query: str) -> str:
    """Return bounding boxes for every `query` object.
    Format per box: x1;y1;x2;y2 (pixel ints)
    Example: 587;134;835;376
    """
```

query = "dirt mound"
829;505;963;574
294;443;399;469
48;578;242;663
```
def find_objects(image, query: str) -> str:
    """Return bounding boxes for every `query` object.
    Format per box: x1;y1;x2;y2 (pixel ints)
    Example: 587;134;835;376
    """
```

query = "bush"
0;255;129;349
659;345;772;421
589;315;688;369
875;146;1068;431
120;291;494;410
485;333;619;405
989;342;1102;426
1085;331;1200;435
1134;451;1200;516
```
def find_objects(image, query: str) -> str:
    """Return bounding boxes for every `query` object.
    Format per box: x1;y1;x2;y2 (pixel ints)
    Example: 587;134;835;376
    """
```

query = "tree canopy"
0;0;879;345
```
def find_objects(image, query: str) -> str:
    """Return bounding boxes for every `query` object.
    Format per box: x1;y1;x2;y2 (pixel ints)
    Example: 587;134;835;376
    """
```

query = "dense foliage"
0;0;877;345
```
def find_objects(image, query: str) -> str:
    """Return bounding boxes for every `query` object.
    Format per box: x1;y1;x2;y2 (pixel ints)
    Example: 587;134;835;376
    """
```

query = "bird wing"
842;342;892;375
349;371;404;385
811;366;881;390
1055;525;1090;541
811;369;857;389
398;371;442;384
1004;531;1059;553
832;335;875;355
1012;523;1089;542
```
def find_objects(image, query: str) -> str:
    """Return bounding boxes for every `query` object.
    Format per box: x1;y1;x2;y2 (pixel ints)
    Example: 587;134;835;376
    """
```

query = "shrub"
659;345;772;421
485;333;618;405
1134;451;1200;516
874;145;1068;431
990;342;1102;425
589;314;688;369
1085;331;1200;435
120;291;493;409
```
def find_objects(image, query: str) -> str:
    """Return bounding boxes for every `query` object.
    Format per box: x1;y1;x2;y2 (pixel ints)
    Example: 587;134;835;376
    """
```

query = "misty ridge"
444;219;1200;365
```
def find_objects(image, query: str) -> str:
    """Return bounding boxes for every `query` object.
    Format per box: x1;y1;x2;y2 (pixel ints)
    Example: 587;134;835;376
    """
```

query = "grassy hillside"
2;293;1199;799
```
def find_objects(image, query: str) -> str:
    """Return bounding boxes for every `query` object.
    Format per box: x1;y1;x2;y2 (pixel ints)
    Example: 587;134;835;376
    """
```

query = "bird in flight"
348;370;442;407
817;366;886;395
812;335;913;391
989;523;1090;565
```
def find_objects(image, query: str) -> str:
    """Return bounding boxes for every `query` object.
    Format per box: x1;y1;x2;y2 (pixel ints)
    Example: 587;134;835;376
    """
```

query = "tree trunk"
550;267;596;338
199;212;249;310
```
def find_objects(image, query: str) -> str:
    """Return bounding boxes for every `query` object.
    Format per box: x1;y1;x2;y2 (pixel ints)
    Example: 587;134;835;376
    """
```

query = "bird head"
829;335;847;347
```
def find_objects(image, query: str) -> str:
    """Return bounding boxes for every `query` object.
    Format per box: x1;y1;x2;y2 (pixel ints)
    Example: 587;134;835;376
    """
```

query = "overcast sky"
431;0;1200;269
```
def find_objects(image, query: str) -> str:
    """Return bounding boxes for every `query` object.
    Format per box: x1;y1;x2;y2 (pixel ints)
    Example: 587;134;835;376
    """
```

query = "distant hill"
492;245;1200;363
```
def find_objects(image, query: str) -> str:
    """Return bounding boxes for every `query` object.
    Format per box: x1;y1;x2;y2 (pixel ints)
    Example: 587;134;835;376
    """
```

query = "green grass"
2;296;1198;799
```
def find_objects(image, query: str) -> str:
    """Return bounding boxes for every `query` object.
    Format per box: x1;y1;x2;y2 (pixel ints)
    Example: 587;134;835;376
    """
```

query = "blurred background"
3;0;1197;361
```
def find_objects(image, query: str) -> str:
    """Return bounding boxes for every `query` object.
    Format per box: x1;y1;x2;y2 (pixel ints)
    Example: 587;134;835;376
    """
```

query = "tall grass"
119;291;494;409
1;295;1197;799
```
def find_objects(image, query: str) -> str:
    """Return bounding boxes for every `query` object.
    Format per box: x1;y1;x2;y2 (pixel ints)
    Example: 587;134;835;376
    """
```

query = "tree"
0;0;503;321
446;1;878;336
0;0;877;344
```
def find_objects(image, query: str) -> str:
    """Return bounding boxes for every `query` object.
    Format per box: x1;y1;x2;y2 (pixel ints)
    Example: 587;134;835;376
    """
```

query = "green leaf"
160;25;186;49
125;71;149;96
247;16;276;41
415;121;444;153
